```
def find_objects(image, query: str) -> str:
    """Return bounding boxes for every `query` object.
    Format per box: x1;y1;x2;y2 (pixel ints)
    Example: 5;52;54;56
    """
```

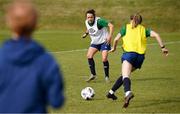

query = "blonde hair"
5;0;38;36
130;13;142;29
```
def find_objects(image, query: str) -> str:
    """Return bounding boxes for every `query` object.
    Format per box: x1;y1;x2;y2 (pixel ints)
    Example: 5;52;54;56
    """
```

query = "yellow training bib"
122;24;147;54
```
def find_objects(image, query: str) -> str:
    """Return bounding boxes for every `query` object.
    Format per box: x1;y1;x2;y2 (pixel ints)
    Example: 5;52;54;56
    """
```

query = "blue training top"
0;37;64;113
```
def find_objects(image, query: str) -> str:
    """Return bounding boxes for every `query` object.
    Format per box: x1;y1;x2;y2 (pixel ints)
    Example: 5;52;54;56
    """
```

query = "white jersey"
85;17;108;45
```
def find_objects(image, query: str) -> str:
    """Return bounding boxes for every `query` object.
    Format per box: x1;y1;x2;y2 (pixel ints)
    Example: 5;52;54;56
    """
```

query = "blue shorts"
121;52;145;69
90;43;111;51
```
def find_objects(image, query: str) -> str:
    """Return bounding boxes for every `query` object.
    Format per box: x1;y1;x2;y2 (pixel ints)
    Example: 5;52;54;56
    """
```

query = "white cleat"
86;74;96;82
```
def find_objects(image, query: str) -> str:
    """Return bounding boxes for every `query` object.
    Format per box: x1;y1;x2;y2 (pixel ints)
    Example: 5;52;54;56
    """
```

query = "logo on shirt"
89;28;96;34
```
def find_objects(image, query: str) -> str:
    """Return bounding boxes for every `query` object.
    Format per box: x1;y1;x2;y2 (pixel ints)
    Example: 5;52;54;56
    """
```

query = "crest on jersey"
89;28;96;34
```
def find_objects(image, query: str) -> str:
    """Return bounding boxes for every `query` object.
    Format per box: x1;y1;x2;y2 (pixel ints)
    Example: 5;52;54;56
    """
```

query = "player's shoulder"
138;24;146;28
98;16;108;22
97;17;109;25
139;24;151;32
124;23;131;28
119;24;127;30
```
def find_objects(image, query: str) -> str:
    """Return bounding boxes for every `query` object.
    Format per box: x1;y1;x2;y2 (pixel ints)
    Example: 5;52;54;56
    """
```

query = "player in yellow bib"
106;14;168;108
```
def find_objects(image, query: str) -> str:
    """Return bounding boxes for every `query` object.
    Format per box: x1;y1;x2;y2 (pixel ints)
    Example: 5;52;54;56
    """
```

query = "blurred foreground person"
0;0;64;113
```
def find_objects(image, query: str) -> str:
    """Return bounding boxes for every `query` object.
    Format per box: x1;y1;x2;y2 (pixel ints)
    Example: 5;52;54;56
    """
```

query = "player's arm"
106;22;114;44
81;29;89;38
109;25;125;52
150;30;168;56
109;33;122;52
97;18;114;44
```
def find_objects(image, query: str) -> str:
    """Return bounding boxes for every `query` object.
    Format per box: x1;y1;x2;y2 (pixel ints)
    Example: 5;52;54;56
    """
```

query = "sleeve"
119;25;126;37
97;18;109;29
145;28;151;37
42;55;65;108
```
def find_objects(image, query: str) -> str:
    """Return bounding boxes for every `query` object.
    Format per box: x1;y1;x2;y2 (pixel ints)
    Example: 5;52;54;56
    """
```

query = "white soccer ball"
81;87;95;100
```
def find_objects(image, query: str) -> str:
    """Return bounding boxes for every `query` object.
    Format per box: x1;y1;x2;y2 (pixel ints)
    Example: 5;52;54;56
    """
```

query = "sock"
111;76;123;92
103;61;109;77
125;91;131;97
123;77;131;93
88;58;96;75
109;90;114;94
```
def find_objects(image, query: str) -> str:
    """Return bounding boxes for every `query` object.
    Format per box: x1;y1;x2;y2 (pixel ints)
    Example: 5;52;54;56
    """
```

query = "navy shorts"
90;43;111;51
121;52;145;69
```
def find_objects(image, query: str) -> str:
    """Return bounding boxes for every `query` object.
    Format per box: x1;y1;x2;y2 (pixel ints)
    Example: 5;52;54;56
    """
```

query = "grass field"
1;30;180;113
0;0;180;32
0;0;180;113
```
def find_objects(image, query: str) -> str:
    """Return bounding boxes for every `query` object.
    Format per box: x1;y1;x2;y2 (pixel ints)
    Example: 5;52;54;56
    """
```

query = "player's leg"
122;60;133;96
106;73;122;100
101;50;110;82
121;60;134;108
107;51;136;100
107;63;136;96
107;60;134;100
122;54;145;108
86;47;98;82
101;43;111;82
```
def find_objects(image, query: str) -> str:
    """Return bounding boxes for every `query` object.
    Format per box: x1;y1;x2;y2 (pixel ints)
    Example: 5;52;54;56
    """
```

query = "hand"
81;33;88;38
108;48;116;53
161;48;168;56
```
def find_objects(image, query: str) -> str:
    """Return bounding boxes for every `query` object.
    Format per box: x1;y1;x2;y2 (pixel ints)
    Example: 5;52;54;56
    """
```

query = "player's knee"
102;57;108;62
87;54;93;59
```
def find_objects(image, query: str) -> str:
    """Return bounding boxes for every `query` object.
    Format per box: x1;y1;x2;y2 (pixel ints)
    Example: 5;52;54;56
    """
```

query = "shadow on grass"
131;99;180;109
133;77;173;82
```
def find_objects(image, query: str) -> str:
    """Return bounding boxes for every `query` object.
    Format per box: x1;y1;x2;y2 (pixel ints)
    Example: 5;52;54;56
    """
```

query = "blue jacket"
0;38;64;113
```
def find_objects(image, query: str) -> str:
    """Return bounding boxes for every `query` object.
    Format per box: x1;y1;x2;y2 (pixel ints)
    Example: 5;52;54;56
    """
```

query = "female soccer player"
82;9;114;82
106;14;168;108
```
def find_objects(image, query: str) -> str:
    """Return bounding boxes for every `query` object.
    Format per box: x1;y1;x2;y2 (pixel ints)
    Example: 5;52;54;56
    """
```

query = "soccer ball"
81;87;95;100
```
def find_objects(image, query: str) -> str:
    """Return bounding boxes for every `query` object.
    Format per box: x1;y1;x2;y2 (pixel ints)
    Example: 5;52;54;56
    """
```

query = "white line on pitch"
51;41;180;54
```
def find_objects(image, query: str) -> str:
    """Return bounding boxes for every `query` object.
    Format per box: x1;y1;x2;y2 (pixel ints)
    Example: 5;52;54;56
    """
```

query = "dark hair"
86;9;96;17
130;13;142;28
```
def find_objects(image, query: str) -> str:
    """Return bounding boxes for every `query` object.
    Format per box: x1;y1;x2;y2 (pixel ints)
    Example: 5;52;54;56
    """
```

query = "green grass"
0;0;180;113
53;31;180;113
0;0;180;32
0;30;180;113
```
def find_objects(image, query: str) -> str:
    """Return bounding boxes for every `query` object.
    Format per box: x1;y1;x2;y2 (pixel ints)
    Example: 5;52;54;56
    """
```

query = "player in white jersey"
82;9;114;82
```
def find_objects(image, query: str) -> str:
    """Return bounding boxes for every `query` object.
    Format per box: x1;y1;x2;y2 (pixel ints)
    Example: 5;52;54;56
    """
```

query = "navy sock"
88;58;96;75
123;77;131;92
111;76;123;92
103;61;109;77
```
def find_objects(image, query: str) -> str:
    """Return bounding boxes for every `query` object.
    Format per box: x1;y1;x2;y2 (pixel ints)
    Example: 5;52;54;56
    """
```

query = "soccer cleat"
86;74;96;82
105;77;110;83
106;92;117;100
123;92;134;108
